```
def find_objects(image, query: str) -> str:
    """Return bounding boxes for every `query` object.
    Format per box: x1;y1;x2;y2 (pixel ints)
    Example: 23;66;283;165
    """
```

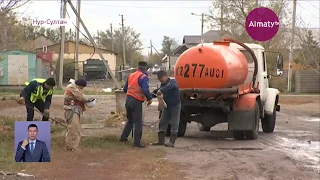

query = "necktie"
30;142;34;154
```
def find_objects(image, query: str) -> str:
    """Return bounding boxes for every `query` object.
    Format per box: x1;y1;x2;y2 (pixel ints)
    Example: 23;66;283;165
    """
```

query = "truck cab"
232;43;283;116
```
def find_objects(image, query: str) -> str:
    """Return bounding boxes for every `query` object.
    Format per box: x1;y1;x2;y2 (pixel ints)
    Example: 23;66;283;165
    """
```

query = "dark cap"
138;61;148;68
75;79;87;87
157;70;167;79
45;78;56;87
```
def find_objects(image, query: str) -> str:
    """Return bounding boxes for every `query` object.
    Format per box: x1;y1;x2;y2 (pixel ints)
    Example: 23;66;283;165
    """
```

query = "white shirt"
21;139;37;151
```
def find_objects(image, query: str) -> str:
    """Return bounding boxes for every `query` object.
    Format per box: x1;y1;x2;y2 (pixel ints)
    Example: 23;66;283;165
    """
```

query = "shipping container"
0;50;37;86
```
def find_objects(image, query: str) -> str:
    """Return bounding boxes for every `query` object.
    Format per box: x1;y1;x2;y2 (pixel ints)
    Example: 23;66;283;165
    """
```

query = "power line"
80;2;209;9
65;9;96;60
306;0;320;10
297;2;320;20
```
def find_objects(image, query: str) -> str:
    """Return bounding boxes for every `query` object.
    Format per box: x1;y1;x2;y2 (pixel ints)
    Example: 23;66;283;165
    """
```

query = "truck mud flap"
228;110;255;130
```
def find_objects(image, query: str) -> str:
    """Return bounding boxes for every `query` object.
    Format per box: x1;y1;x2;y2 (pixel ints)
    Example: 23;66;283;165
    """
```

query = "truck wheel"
197;123;210;131
245;101;260;140
165;124;171;137
178;112;187;137
262;106;276;133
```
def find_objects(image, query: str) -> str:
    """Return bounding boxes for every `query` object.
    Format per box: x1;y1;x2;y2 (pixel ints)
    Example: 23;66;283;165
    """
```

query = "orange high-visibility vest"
127;70;147;102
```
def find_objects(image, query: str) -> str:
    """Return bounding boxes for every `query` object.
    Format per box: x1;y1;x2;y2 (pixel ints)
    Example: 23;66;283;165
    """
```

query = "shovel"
16;99;67;128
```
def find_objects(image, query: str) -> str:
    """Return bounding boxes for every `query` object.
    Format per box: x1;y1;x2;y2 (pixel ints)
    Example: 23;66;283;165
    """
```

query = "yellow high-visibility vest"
25;78;53;103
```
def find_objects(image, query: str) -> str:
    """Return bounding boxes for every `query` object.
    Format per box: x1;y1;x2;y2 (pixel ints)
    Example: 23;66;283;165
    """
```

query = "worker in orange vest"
119;61;153;148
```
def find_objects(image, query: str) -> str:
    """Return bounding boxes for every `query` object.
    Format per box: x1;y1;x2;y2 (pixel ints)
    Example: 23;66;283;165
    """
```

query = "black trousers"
120;97;143;145
25;98;49;121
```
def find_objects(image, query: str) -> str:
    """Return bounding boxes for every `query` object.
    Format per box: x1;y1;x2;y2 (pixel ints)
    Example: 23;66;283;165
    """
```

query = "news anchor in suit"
15;124;50;162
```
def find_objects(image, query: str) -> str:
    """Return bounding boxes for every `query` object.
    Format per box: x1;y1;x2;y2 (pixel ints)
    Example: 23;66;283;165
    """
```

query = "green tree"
96;26;143;67
295;30;320;74
161;35;178;56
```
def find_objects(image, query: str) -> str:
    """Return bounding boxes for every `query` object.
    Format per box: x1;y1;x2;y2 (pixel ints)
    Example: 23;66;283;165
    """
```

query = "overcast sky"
14;0;320;55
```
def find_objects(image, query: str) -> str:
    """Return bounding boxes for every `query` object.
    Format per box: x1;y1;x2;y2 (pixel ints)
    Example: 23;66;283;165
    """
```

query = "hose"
222;38;258;88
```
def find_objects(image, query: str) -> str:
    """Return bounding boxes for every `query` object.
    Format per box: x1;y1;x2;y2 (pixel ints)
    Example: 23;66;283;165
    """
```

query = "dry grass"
105;111;127;127
280;96;320;105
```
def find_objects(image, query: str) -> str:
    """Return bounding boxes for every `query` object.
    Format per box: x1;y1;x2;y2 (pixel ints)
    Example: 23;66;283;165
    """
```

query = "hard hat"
68;79;75;84
85;98;96;108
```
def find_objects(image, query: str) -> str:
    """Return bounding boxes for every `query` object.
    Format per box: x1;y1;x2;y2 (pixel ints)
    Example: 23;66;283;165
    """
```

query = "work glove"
44;109;50;118
147;99;152;106
17;97;25;105
152;89;159;95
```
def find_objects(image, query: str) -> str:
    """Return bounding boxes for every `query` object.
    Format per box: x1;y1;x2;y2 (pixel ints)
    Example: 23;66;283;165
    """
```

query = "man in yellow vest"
119;61;152;148
17;78;56;121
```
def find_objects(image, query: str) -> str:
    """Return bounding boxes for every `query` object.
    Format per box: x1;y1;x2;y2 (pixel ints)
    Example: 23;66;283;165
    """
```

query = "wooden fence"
295;70;320;93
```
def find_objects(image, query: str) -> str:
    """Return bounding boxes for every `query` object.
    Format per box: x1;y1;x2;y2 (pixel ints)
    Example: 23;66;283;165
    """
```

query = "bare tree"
0;0;30;51
207;0;291;50
161;35;178;56
291;17;320;74
0;0;29;13
97;26;144;66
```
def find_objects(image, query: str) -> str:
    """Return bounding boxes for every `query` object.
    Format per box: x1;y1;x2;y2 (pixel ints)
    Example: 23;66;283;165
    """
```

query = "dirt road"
0;91;319;179
160;95;320;180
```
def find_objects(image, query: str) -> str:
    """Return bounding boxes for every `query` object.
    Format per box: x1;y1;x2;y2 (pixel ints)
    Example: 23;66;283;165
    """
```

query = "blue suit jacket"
15;139;50;162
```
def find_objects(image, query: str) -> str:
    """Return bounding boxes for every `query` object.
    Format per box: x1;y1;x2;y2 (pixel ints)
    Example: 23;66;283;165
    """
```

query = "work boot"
133;143;145;148
119;138;129;143
165;133;177;147
150;132;165;146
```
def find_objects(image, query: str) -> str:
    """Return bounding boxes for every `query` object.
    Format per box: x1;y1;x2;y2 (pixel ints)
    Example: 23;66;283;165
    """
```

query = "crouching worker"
151;70;181;147
64;79;95;151
17;78;56;121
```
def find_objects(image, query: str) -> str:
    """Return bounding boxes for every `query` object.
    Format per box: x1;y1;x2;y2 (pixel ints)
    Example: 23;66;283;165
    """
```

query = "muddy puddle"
275;136;320;173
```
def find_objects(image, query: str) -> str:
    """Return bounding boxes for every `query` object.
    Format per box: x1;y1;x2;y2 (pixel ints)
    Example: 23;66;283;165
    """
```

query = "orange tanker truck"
168;38;284;140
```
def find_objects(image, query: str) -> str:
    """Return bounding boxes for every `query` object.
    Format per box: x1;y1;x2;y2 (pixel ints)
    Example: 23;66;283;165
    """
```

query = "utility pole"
58;0;66;88
287;0;297;92
201;13;204;43
150;39;153;56
192;13;205;43
120;14;126;69
74;0;81;80
110;24;114;52
66;0;121;89
97;33;100;46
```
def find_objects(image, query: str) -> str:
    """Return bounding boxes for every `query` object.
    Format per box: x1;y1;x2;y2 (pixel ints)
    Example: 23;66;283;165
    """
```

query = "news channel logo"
245;7;280;41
